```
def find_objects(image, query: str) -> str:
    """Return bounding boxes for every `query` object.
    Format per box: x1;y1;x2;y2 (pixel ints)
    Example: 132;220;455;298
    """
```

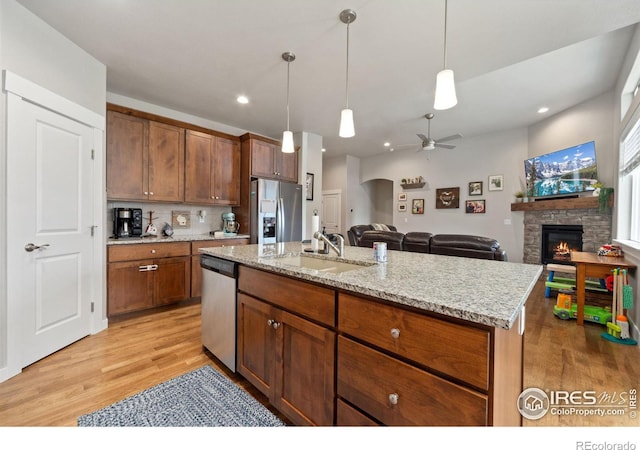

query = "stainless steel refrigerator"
250;179;303;244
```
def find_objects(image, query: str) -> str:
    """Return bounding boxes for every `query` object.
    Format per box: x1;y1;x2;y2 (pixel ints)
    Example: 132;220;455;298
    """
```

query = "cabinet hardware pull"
388;393;399;405
272;321;281;329
150;192;154;195
390;328;400;339
267;319;275;327
138;264;158;272
144;191;148;195
151;249;156;254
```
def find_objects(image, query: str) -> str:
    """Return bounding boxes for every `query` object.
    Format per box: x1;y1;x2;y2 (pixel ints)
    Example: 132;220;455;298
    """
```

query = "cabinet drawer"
108;242;190;262
239;266;335;327
191;238;249;255
337;336;488;426
336;399;379;426
338;293;490;390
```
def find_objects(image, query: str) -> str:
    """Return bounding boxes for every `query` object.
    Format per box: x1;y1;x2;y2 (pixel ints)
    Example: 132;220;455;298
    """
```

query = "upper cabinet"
107;110;184;202
241;133;298;183
185;129;240;206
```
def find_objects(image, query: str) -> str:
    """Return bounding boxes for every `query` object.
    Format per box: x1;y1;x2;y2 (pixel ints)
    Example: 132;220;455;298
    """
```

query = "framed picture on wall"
398;202;407;212
398;193;407;201
435;187;460;209
488;175;503;191
468;181;482;196
465;199;486;213
411;199;424;214
306;173;314;200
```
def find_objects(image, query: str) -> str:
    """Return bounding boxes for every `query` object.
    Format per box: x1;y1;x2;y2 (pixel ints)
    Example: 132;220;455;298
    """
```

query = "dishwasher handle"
200;255;237;278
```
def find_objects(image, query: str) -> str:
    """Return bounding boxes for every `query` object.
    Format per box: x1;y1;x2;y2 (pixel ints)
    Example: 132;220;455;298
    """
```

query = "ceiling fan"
417;113;462;151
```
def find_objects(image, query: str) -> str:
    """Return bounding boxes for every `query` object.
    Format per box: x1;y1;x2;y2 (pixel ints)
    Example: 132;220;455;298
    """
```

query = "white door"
322;190;341;236
7;94;94;368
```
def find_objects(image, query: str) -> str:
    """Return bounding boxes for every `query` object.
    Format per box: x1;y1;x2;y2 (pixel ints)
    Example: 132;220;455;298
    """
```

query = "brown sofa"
348;225;507;261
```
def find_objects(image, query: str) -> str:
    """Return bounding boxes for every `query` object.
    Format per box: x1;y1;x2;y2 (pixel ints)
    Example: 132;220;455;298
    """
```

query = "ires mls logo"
518;387;638;420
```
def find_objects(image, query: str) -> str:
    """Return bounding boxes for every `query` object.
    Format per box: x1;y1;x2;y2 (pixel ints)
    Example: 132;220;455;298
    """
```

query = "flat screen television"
524;140;598;199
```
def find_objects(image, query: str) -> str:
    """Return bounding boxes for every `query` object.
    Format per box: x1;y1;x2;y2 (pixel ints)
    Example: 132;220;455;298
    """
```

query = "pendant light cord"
345;20;351;109
286;59;291;130
443;0;448;69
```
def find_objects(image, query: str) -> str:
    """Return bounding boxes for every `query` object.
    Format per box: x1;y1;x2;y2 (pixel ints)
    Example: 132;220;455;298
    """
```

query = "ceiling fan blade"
435;143;456;149
435;133;462;143
416;133;428;142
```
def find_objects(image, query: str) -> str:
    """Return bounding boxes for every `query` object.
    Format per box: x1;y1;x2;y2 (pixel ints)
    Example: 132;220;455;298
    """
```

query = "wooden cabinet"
107;242;191;316
185;130;240;206
237;266;335;426
190;238;249;298
336;292;523;426
240;133;298;182
107;110;184;202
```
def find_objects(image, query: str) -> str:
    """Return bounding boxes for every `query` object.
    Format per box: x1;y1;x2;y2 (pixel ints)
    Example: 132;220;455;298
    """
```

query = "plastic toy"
553;291;612;325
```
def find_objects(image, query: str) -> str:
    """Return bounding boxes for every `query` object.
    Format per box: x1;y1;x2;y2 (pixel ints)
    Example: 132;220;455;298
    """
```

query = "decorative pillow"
371;223;390;231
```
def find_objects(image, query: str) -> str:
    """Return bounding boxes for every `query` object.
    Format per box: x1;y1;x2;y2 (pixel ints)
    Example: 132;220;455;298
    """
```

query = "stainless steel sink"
273;255;372;273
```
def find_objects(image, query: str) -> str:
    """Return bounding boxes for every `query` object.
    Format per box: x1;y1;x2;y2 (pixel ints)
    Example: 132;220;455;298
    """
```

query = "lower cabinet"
235;266;525;426
237;267;336;426
107;242;190;316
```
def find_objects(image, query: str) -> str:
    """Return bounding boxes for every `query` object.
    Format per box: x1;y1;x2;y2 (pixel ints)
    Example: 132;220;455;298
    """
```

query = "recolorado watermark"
576;442;636;450
517;387;637;421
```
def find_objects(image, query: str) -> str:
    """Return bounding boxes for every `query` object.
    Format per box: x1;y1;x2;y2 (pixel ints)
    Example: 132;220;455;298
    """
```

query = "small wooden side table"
570;251;636;326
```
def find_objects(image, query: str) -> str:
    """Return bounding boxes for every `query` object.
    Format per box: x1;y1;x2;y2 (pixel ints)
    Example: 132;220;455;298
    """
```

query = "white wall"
300;132;323;241
0;0;106;375
528;91;615;186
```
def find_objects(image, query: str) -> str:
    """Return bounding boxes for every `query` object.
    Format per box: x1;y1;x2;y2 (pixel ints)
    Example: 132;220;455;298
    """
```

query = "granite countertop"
107;234;250;245
199;242;543;330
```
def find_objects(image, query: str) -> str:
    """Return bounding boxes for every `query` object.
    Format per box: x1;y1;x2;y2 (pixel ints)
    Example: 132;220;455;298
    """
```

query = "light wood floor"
0;280;638;427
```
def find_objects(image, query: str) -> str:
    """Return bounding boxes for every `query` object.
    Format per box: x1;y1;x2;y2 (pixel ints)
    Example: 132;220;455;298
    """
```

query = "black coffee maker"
113;208;143;238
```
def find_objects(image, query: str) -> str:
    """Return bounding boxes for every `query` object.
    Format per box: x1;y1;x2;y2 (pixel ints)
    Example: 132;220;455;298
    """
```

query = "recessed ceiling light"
321;148;326;152
237;95;249;104
389;147;394;152
537;107;549;114
384;142;390;147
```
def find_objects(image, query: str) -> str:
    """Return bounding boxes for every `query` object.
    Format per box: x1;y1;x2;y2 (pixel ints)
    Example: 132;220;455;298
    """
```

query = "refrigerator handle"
277;197;284;242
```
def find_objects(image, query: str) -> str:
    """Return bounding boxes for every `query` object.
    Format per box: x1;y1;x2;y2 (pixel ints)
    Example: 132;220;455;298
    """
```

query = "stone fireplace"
519;197;612;265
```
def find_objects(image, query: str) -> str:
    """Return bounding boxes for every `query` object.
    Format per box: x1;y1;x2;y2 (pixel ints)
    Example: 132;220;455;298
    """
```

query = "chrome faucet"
313;231;344;257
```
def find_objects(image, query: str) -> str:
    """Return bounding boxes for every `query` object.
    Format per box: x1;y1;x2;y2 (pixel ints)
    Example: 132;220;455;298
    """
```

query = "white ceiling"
17;0;640;158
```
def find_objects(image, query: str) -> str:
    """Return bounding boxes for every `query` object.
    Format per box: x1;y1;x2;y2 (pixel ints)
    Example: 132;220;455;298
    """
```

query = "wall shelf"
510;195;613;211
401;182;426;189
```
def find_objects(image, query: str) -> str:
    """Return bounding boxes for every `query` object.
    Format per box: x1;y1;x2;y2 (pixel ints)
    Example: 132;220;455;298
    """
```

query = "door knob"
24;243;50;252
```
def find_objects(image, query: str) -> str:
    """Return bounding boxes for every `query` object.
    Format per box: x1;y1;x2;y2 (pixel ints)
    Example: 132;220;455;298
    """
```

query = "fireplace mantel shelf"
511;195;612;212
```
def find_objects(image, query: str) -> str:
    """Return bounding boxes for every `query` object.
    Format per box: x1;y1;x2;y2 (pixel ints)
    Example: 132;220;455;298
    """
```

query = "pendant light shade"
281;130;294;153
434;0;457;111
339;109;355;138
281;51;295;153
339;9;356;138
434;69;457;110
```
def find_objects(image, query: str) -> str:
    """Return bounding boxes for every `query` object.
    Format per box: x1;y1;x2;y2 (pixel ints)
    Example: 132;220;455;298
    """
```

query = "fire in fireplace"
541;225;583;265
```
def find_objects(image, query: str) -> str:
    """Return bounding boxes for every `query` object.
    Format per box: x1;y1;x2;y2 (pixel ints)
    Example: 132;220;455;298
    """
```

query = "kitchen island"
200;242;543;426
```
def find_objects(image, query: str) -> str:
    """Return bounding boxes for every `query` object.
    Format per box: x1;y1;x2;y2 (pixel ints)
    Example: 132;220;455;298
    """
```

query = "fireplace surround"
521;198;612;265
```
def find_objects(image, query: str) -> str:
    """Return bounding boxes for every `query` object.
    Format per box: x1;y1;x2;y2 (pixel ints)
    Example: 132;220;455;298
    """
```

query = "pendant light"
434;0;457;110
281;51;295;153
339;9;356;138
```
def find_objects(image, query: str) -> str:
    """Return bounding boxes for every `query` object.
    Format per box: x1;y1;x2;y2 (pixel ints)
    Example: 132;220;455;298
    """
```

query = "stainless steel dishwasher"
200;254;238;372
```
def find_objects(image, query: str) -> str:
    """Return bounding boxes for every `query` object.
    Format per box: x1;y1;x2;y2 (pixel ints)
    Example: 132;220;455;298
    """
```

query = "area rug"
78;365;285;427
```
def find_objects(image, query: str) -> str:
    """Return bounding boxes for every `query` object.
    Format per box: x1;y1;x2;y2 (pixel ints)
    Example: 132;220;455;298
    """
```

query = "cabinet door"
250;139;277;179
276;149;298;183
148;121;185;202
185;129;214;204
274;308;335;426
213;137;240;205
237;293;276;398
154;256;191;306
106;111;149;200
107;259;154;316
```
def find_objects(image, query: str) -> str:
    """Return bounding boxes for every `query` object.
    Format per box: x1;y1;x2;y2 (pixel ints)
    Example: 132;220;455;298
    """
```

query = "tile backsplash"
107;201;232;237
